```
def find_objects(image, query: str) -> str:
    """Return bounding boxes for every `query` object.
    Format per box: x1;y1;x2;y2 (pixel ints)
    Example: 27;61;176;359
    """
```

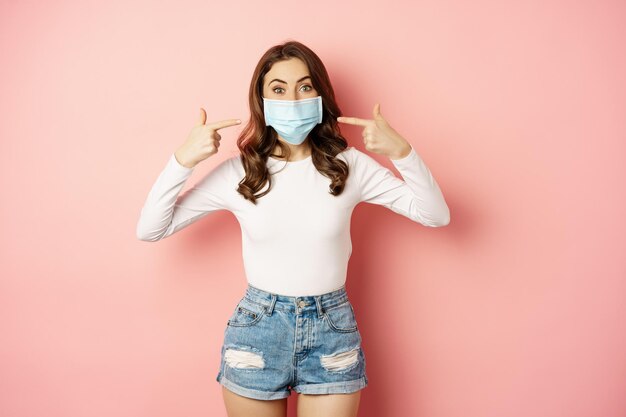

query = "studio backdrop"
1;1;624;416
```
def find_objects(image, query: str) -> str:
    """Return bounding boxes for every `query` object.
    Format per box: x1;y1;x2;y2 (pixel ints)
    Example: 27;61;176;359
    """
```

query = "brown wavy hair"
235;40;349;204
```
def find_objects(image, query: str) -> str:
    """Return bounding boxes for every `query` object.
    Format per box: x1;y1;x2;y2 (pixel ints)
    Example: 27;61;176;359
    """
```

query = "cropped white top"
136;146;450;296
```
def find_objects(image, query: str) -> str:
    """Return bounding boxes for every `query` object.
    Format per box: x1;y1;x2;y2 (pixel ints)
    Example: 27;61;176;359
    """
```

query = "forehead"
264;58;310;84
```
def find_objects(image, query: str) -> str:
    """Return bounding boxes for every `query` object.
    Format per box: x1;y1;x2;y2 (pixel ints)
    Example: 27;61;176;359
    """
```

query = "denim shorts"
215;283;368;400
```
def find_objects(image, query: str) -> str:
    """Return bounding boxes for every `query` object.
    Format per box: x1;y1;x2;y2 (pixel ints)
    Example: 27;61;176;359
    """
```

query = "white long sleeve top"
136;146;450;296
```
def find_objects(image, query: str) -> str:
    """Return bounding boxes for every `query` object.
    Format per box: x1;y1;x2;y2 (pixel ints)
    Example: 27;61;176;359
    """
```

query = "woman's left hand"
337;104;412;160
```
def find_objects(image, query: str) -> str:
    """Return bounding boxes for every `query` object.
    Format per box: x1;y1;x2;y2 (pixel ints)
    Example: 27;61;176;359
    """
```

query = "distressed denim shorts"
215;283;368;400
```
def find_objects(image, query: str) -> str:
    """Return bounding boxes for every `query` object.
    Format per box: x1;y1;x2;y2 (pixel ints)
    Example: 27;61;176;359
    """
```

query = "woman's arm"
136;153;234;241
352;146;450;227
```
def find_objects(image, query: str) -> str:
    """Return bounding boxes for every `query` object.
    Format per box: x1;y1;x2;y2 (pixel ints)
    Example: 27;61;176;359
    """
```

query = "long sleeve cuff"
170;153;195;173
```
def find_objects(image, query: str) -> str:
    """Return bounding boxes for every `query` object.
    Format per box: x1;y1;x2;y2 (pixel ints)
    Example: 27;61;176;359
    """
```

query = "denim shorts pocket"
227;298;267;327
324;301;358;333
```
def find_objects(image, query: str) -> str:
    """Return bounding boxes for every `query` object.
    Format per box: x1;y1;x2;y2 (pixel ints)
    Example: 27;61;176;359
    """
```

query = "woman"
136;40;450;417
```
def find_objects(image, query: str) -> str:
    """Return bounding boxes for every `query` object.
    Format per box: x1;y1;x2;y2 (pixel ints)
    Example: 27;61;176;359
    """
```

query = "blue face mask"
263;96;323;145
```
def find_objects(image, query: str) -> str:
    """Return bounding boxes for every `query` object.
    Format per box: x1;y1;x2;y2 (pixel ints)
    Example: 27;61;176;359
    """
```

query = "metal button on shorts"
216;283;368;400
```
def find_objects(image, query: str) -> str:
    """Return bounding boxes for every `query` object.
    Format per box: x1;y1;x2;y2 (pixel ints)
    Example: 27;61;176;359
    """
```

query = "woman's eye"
271;85;312;94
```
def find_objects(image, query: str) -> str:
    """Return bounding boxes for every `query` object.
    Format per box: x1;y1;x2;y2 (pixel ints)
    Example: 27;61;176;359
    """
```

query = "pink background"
1;0;625;416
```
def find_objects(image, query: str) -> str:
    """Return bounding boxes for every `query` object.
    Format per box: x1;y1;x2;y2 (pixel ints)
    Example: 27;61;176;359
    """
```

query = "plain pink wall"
1;0;625;416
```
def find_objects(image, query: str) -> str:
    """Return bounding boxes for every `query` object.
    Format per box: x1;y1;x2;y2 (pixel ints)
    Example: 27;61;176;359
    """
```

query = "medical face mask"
263;96;323;145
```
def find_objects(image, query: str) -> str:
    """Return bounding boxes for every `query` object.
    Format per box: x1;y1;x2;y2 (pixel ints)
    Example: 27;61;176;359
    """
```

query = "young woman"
136;40;450;417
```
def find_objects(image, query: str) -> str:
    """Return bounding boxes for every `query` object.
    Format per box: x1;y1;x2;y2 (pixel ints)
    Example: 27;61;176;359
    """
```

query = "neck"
272;141;312;160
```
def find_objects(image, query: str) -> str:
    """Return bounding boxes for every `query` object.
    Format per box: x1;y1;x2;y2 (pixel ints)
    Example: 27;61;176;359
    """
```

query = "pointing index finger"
337;116;370;127
209;118;242;130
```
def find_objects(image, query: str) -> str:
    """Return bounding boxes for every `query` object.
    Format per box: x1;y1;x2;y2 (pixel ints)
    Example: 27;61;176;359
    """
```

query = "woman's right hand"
175;108;242;169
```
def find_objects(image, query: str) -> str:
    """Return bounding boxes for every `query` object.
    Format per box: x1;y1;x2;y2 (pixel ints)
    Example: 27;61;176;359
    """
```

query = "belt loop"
315;296;324;319
266;294;277;315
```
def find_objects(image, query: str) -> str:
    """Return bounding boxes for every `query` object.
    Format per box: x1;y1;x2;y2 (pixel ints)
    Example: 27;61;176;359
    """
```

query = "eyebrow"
268;75;312;86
